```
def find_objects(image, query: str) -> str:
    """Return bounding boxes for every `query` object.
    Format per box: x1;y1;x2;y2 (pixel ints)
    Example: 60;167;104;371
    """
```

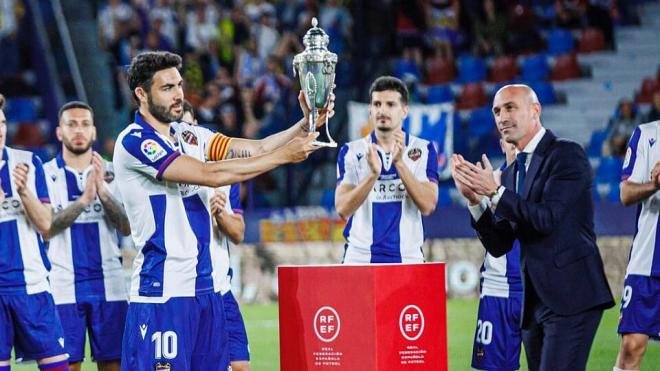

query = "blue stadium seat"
468;107;496;138
5;98;38;122
546;28;575;56
606;181;621;203
521;54;550;82
596;156;623;183
587;130;608;157
321;189;335;210
458;55;487;83
426;84;453;104
394;60;422;82
528;81;557;105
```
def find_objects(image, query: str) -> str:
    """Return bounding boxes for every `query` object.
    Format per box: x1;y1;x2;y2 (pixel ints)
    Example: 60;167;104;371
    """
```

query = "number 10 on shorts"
152;331;178;359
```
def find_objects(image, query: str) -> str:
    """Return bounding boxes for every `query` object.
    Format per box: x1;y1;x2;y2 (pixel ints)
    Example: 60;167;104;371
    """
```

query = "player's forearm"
19;191;52;236
44;200;86;240
395;162;438;216
215;214;245;244
620;180;659;206
259;119;306;153
205;151;288;187
98;186;131;236
335;175;379;220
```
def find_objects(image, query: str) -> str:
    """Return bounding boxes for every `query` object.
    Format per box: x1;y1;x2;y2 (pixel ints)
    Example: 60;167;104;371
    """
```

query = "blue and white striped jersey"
44;154;127;304
113;112;218;303
480;241;522;298
621;121;660;277
0;147;51;295
337;132;439;263
168;121;241;295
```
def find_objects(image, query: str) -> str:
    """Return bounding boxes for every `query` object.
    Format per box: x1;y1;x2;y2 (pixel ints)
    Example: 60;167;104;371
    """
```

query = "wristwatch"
488;186;502;200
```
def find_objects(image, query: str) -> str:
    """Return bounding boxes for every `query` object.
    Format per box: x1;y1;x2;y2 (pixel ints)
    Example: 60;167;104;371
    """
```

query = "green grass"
11;299;659;370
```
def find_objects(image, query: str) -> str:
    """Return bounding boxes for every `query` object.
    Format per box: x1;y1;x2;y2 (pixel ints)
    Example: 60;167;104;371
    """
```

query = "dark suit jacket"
472;130;614;317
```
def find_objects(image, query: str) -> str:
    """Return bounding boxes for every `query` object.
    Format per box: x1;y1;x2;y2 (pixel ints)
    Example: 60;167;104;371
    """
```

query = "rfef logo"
313;306;340;342
399;305;425;341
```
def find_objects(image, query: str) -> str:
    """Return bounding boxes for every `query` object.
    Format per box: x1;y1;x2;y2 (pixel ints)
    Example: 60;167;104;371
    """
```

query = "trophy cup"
293;17;338;147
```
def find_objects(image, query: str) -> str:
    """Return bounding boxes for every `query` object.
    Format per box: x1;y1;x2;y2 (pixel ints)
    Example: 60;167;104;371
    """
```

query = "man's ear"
135;87;148;104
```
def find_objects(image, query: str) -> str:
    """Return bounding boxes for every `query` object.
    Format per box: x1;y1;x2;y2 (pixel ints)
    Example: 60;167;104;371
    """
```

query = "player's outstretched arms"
164;132;320;187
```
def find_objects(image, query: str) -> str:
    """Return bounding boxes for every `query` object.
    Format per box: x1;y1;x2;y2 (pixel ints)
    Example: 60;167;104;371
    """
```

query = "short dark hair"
58;101;94;121
0;93;4;110
127;51;182;103
182;100;195;120
368;76;409;105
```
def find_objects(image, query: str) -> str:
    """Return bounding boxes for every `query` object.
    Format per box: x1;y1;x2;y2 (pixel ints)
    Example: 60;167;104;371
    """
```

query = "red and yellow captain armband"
207;133;233;161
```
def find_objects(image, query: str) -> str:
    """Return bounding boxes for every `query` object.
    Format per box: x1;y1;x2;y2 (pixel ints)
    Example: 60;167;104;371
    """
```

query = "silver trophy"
293;17;338;147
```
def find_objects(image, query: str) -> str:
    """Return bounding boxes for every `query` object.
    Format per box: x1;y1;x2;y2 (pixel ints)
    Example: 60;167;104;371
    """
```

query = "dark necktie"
516;152;528;195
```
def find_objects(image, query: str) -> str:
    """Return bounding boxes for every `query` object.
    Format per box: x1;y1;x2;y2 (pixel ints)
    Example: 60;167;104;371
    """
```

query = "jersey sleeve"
336;144;359;186
31;154;50;203
119;130;181;181
229;183;243;214
417;141;439;183
622;127;647;183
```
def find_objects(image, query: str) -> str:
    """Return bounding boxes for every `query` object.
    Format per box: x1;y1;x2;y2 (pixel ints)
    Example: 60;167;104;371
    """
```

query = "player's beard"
63;137;92;155
148;94;183;123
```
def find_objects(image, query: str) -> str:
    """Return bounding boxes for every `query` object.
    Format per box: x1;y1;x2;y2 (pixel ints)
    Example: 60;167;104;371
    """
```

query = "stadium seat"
456;83;487;110
468;107;496;138
425;58;455;84
587;130;608;157
546;28;575;56
528;81;557;105
489;56;519;83
550;52;581;81
321;189;335;210
635;77;659;103
578;28;606;53
606;181;621;203
458;55;487;83
4;97;38;122
596;156;623;183
12;123;47;147
394;59;422;82
521;54;550;82
426;84;453;104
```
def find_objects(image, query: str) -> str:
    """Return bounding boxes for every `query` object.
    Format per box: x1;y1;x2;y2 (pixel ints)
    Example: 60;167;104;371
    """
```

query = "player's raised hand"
0;179;5;204
12;163;29;197
391;131;405;165
366;143;382;176
80;167;97;206
282;132;320;163
210;189;227;216
91;152;106;188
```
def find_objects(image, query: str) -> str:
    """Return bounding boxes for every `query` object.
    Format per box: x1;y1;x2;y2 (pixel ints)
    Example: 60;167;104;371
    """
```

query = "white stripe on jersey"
0;147;51;294
44;155;127;304
622;121;660;277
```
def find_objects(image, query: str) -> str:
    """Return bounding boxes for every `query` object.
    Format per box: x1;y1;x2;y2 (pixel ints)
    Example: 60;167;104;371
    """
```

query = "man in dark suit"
451;84;614;370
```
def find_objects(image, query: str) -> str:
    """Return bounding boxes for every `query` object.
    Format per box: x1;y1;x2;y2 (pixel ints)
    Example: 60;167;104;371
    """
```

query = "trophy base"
312;140;337;148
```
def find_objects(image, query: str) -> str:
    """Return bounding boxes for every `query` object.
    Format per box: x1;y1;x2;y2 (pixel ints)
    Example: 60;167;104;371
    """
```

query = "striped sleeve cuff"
156;152;181;181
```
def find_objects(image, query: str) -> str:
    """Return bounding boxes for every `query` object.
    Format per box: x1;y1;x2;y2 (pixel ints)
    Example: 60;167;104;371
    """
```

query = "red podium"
278;263;447;370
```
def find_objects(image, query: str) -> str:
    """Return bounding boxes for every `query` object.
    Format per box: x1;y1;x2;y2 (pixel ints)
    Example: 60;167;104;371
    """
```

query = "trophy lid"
302;17;329;51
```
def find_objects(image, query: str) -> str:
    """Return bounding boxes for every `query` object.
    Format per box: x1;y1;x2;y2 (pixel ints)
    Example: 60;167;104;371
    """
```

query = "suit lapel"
522;130;556;199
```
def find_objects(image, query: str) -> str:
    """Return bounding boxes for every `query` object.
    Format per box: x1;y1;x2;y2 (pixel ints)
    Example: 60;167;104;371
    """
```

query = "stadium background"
1;0;658;369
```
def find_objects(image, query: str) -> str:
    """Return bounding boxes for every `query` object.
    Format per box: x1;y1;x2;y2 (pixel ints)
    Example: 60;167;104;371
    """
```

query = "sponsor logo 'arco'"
313;306;341;342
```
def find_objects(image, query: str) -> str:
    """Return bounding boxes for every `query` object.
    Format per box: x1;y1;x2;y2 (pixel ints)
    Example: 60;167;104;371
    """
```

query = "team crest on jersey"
155;362;171;370
407;148;422;161
141;139;167;163
182;130;198;145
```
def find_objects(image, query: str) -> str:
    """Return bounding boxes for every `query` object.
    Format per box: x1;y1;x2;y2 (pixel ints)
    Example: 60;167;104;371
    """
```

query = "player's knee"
621;335;647;357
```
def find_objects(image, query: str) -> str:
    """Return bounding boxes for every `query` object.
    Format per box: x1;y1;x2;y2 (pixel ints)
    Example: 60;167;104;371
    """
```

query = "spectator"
185;1;219;52
645;90;660;123
98;0;136;49
604;99;642;157
472;0;507;57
